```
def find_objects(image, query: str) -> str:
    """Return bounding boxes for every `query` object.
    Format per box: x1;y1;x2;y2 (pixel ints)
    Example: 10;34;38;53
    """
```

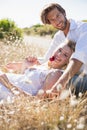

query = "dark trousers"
68;74;87;97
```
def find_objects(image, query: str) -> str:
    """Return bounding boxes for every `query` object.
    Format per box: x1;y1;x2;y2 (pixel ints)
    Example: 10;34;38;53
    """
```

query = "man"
40;3;87;96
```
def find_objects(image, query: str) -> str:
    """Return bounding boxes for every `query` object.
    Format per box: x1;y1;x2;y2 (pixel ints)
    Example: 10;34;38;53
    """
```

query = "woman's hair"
65;39;75;52
54;39;75;55
62;39;75;69
40;3;66;24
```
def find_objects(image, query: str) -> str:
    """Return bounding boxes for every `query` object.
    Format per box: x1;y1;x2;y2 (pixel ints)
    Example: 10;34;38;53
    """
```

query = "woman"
0;39;75;100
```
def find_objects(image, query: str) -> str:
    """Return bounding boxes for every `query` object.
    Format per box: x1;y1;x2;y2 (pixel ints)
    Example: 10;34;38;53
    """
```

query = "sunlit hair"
61;39;75;69
40;3;66;24
54;39;75;55
65;39;75;52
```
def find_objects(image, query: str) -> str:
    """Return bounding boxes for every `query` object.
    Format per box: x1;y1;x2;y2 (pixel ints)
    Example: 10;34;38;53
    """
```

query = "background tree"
0;19;23;43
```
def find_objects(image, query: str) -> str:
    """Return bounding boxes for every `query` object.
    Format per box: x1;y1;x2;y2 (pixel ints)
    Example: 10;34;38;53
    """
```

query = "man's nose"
54;18;60;24
54;20;58;25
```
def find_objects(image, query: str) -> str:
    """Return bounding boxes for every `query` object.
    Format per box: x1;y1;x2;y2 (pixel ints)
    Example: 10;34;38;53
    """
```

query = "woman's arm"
37;70;63;99
43;70;63;91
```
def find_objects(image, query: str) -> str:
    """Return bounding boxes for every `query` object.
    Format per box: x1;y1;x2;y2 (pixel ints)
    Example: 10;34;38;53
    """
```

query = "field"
0;38;87;130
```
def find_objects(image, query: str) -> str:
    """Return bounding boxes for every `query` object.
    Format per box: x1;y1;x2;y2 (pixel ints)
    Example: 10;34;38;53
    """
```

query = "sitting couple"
0;39;75;100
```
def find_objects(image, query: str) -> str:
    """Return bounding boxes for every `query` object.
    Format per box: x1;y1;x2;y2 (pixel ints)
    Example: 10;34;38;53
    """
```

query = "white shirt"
43;19;87;74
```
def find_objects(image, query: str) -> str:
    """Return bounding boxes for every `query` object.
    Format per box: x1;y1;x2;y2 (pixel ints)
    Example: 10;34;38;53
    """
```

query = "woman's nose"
58;52;62;57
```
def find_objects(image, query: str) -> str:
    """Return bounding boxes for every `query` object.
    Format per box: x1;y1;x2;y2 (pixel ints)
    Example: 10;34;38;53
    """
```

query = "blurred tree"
23;24;58;38
0;18;23;43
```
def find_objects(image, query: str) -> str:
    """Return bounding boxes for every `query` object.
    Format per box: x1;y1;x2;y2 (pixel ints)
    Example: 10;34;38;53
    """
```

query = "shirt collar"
69;19;77;30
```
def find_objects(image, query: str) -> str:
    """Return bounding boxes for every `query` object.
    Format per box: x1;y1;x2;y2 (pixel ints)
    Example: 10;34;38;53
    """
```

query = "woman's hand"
37;89;60;99
25;56;40;65
21;56;40;73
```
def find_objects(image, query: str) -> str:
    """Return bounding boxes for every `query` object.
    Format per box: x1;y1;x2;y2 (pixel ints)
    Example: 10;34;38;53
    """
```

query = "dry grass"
0;40;87;130
0;40;47;65
0;93;87;130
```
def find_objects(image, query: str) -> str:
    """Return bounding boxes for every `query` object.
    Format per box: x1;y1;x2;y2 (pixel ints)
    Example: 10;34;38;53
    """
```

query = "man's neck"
64;20;70;36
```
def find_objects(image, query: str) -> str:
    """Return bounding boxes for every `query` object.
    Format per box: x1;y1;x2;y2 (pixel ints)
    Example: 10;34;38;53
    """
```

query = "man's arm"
52;58;83;90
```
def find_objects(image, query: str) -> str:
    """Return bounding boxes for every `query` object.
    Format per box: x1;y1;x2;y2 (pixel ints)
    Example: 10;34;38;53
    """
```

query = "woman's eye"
64;54;68;57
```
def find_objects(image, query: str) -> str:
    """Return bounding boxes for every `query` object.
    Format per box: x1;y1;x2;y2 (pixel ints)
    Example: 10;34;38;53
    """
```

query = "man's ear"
64;12;66;17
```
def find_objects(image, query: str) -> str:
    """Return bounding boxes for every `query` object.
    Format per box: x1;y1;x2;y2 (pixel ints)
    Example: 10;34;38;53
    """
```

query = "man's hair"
40;3;66;24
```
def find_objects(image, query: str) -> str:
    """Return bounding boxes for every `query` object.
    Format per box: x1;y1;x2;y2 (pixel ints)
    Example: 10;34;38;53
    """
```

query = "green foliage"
0;18;23;42
23;24;58;37
83;20;87;22
24;20;87;38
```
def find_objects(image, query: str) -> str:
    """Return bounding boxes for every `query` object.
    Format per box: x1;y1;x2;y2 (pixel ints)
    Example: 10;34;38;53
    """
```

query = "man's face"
47;7;67;31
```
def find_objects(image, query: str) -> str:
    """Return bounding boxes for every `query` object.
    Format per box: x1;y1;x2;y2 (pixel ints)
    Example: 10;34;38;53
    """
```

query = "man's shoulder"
69;19;87;33
70;19;87;28
54;30;64;38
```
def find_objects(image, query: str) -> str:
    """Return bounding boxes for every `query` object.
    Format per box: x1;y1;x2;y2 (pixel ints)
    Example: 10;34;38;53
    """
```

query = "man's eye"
57;14;60;18
59;49;61;52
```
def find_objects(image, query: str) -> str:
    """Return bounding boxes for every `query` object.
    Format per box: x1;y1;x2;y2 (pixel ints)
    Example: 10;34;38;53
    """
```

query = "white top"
43;19;87;74
0;66;59;99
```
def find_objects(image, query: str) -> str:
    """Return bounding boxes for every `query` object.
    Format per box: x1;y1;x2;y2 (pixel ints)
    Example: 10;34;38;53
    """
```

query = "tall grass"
0;40;46;65
0;40;87;130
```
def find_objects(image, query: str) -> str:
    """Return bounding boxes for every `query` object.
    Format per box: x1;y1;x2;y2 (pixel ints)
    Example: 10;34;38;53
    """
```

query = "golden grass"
0;93;87;130
0;40;87;130
0;40;47;65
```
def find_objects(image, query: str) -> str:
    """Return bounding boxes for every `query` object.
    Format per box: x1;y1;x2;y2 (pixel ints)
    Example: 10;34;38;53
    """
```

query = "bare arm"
52;58;83;90
37;70;62;98
43;70;62;91
5;56;41;73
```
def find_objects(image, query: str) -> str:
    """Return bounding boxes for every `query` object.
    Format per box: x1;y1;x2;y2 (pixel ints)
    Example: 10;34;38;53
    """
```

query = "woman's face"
48;44;73;69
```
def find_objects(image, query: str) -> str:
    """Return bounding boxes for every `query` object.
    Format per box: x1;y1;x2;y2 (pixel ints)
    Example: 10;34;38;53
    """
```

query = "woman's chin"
48;60;51;65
